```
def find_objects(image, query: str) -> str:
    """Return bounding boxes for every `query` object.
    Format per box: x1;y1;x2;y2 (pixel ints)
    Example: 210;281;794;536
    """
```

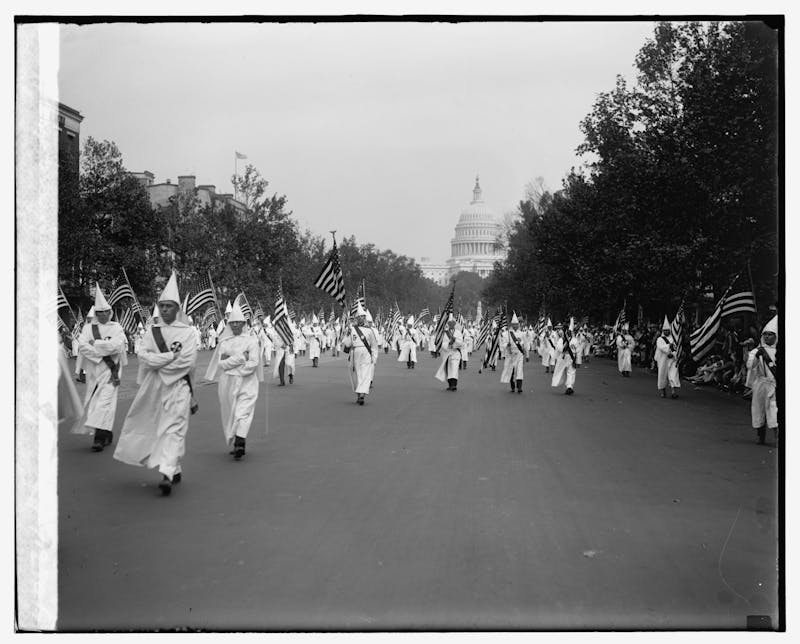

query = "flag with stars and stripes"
185;273;216;315
314;238;347;307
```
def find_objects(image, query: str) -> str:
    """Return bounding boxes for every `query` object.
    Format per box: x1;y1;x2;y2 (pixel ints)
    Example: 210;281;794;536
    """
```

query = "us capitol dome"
419;176;505;285
447;176;504;276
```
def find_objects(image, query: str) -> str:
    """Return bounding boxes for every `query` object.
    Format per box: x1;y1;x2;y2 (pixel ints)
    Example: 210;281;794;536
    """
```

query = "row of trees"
58;139;480;321
484;21;779;325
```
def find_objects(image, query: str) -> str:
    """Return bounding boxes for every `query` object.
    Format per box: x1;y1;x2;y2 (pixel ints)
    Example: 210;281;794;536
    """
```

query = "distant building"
419;176;505;284
418;257;450;286
58;103;83;190
128;171;248;214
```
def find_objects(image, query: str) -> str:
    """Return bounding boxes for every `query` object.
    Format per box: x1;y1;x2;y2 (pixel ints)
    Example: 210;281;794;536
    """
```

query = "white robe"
551;337;579;389
616;334;633;372
500;329;527;383
434;329;463;382
655;336;681;390
747;344;777;428
205;332;263;443
343;325;378;394
73;321;128;434
306;328;322;359
113;320;198;479
398;329;419;363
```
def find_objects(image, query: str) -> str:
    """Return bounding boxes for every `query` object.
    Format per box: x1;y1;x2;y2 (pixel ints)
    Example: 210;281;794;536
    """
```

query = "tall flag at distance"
273;280;295;347
670;301;686;363
433;283;455;350
235;151;247;159
314;232;347;307
185;273;216;315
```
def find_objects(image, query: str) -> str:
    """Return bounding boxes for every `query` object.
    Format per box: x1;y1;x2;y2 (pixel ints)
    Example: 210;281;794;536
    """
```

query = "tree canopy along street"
58;352;778;631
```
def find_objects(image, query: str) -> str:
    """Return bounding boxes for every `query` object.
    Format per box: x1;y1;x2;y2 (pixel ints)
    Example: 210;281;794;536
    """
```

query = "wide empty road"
58;349;780;631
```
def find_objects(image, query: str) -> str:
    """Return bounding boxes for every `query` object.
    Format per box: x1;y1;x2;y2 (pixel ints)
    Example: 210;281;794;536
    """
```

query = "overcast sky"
58;20;656;262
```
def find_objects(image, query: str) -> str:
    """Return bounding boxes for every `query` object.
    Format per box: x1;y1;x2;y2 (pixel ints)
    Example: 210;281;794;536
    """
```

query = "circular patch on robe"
170;341;183;352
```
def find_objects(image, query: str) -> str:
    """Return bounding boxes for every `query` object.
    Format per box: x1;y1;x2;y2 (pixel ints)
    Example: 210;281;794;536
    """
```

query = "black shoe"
91;429;105;452
670;393;679;399
173;472;182;484
757;427;766;444
510;388;516;393
278;382;286;386
565;387;574;395
517;389;522;394
233;437;246;460
158;476;172;496
357;395;365;406
102;430;113;446
660;389;666;398
289;375;293;384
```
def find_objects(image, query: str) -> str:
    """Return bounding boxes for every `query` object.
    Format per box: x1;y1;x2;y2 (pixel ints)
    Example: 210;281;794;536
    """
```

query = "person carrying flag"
73;285;127;451
501;312;528;393
434;314;464;391
616;322;634;377
655;316;681;399
342;302;378;405
113;272;198;496
746;315;778;445
204;302;264;460
551;319;580;395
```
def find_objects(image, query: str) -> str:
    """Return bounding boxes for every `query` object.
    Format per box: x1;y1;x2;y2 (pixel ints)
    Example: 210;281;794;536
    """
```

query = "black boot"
289;373;293;384
510;381;516;393
91;429;105;452
313;357;318;367
757;426;766;445
516;379;523;393
233;436;246;460
158;475;172;496
357;393;365;406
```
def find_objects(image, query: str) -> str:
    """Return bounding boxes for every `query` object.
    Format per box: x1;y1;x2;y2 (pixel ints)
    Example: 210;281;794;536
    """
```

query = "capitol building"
419;176;505;286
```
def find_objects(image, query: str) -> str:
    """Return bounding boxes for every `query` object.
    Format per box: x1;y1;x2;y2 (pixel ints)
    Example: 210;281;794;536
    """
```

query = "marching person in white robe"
434;314;463;391
271;328;295;386
73;285;127;451
654;316;681;399
746;315;778;445
113;271;198;496
204;302;264;460
342;303;378;405
398;317;419;369
501;313;528;393
616;322;634;377
540;318;555;373
551;319;579;395
306;317;323;367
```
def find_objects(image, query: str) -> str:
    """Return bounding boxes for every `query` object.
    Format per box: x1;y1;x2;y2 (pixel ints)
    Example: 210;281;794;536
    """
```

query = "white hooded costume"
746;315;778;430
114;272;198;481
204;303;264;445
73;285;128;435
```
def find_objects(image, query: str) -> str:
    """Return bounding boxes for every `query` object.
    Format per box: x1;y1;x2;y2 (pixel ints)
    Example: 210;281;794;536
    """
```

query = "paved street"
58;350;780;631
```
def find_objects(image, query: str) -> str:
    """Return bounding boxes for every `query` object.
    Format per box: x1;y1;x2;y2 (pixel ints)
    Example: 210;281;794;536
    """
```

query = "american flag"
613;300;627;333
418;307;430;322
690;301;722;362
57;285;69;310
185;273;216;315
721;291;757;318
234;292;253;320
483;308;506;368
388;301;403;341
475;311;491;349
200;306;218;331
670;302;686;364
273;283;295;347
349;279;366;317
328;305;336;324
314;238;347;307
108;282;135;306
433;284;455;350
119;307;139;334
